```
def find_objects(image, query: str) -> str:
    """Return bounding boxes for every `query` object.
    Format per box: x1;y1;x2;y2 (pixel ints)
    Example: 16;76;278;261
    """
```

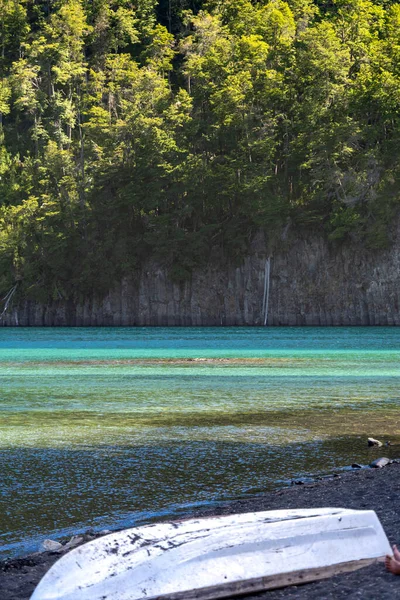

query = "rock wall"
2;227;400;326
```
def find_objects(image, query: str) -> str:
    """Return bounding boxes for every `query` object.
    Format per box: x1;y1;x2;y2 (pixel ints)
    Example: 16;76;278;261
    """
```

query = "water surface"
1;327;399;558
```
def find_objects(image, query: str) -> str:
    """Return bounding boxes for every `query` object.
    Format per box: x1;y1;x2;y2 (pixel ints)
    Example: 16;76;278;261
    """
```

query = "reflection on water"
0;327;400;558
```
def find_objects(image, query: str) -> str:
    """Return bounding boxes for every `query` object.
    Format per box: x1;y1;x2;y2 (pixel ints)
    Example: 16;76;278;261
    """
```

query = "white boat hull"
30;508;391;600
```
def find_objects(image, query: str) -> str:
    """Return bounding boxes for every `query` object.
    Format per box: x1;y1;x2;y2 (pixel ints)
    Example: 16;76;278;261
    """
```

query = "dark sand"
2;463;400;600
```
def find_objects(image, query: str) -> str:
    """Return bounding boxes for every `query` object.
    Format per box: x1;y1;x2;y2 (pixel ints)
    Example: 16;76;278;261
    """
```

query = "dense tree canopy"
0;0;400;302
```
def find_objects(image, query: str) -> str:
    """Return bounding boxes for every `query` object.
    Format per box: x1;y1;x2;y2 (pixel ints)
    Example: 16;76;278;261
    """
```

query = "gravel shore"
2;463;400;600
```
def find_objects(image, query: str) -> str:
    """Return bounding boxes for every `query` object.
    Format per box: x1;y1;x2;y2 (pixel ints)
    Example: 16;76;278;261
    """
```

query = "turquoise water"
1;327;400;558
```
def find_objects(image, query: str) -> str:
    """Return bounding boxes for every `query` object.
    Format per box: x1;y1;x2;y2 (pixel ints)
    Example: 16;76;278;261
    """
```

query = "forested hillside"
0;0;400;304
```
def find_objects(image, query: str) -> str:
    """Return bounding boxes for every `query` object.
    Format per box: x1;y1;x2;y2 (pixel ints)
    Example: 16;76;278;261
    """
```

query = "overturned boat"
31;507;391;600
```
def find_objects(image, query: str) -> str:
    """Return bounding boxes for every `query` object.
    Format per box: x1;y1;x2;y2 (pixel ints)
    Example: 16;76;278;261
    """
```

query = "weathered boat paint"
30;508;392;600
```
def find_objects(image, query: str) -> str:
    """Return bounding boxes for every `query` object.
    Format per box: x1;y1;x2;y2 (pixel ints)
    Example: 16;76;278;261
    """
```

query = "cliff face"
2;227;400;326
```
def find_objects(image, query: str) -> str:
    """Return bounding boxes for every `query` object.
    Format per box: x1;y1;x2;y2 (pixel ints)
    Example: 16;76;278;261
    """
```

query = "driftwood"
262;257;271;326
0;283;18;319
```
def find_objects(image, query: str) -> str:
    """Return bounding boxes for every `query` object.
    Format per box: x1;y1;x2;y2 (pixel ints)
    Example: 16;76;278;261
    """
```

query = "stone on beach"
40;540;62;553
61;536;84;552
369;457;391;468
367;437;383;447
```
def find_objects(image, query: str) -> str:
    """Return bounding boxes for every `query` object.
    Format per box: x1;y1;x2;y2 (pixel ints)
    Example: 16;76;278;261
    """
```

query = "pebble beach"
2;462;400;600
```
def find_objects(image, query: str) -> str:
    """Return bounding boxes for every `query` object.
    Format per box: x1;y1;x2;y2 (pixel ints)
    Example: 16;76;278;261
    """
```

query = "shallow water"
1;327;400;558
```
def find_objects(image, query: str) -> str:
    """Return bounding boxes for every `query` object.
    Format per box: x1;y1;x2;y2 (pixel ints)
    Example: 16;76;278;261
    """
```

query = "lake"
1;327;400;559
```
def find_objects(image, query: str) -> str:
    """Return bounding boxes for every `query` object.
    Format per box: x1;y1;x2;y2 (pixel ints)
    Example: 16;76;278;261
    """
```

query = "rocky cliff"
2;227;400;326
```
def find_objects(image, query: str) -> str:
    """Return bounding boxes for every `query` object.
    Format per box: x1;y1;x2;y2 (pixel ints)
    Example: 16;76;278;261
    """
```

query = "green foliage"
0;0;400;303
